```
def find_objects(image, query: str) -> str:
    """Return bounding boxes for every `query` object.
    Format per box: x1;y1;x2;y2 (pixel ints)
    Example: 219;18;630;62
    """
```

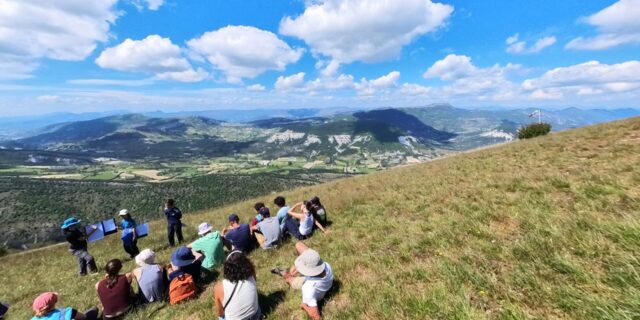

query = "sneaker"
270;267;286;277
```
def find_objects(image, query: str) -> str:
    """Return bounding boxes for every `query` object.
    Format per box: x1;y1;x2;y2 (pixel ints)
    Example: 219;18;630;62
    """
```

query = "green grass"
1;117;639;319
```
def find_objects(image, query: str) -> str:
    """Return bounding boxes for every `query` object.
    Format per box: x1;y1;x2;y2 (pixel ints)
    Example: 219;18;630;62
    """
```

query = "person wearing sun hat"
31;292;99;320
61;217;98;276
132;249;166;304
168;246;203;284
271;242;334;320
118;209;140;259
188;222;225;280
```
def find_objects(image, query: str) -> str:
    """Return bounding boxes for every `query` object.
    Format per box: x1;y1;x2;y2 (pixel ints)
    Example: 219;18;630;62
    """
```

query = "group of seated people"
28;196;333;320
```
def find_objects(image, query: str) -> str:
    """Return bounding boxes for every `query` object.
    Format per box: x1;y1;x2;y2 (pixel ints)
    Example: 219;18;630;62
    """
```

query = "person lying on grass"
285;201;329;240
31;292;99;320
222;214;253;253
133;249;167;304
95;259;135;319
213;251;262;320
271;242;334;320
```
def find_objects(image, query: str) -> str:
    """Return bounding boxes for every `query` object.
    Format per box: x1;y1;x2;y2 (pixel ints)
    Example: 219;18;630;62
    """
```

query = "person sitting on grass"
188;222;225;281
285;201;329;240
61;217;98;276
309;196;328;227
133;249;166;304
250;208;281;250
250;202;269;226
222;214;253;253
213;251;262;320
118;209;140;259
168;246;204;284
274;196;290;232
31;292;99;320
271;242;334;320
96;259;135;319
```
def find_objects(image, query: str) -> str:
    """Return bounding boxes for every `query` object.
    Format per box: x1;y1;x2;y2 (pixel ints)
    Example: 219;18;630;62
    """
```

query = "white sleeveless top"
223;277;260;320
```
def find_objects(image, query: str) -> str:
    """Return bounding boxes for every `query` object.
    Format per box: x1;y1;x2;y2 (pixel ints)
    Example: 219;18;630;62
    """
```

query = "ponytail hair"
105;259;123;288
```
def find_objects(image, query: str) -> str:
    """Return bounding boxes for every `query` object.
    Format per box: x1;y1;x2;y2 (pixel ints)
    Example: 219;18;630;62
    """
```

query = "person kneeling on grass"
250;209;281;250
213;251;262;320
118;209;140;259
62;217;99;276
188;222;225;281
96;259;135;319
133;249;167;303
31;292;99;320
271;242;334;320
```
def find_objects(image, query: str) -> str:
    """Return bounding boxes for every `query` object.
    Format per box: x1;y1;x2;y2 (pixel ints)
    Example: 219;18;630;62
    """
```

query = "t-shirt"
190;231;225;270
255;217;281;249
121;218;137;245
168;260;202;283
65;229;87;250
276;206;289;231
224;224;252;253
31;307;74;320
301;263;334;307
164;207;182;224
299;213;314;236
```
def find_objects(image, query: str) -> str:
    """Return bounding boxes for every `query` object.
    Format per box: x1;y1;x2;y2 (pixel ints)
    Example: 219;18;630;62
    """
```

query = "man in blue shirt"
164;199;184;247
274;196;290;232
221;214;253;253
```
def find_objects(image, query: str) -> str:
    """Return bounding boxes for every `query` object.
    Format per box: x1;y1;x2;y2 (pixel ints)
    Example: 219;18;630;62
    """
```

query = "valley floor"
1;117;639;319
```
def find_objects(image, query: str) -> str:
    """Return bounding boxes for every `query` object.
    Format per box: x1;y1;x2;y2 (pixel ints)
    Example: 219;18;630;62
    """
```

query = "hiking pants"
123;239;140;259
70;249;97;275
284;218;306;240
167;223;183;246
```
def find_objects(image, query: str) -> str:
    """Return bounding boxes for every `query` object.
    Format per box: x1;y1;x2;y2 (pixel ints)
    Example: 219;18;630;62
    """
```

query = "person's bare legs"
295;241;309;255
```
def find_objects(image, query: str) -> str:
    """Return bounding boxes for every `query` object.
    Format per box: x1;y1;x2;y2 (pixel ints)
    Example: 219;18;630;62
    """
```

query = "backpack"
169;274;197;305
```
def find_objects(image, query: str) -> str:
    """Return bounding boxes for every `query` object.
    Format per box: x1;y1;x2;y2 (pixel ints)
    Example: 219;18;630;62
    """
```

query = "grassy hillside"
1;117;639;319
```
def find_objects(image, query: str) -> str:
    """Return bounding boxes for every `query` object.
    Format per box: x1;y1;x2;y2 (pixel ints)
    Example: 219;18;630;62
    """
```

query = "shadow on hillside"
353;109;456;144
259;289;286;317
319;279;342;315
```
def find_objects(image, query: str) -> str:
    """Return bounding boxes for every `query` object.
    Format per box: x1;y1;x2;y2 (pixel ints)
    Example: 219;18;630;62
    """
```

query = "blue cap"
228;213;239;222
61;217;81;229
171;246;196;267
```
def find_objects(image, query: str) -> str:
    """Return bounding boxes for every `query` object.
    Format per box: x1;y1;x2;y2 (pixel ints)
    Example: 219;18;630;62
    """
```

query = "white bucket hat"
118;209;129;216
294;248;326;277
197;222;213;236
135;249;156;266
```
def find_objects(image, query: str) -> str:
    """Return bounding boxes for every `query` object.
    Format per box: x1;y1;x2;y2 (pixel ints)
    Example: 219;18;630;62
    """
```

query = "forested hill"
1;117;638;319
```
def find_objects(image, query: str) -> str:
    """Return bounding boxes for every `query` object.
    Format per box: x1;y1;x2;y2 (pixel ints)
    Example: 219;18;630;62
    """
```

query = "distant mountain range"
1;105;637;166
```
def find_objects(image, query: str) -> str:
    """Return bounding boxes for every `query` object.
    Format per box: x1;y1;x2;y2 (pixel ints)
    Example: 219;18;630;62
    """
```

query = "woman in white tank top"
214;251;261;320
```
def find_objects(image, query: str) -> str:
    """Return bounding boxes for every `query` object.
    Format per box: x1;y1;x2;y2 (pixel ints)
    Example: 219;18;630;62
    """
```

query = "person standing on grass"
222;214;253;253
96;259;135;319
61;217;98;276
164;199;184;247
119;209;140;259
271;242;334;320
213;251;262;320
250;209;281;249
274;196;290;232
188;222;225;280
31;292;99;320
133;249;167;304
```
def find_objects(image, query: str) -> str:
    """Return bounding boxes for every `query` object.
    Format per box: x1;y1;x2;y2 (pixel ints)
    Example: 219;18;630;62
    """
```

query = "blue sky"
0;0;639;116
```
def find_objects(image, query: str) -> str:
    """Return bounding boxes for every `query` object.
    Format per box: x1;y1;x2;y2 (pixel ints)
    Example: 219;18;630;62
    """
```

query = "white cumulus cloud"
355;71;400;95
506;34;556;54
279;0;453;64
95;35;207;83
247;84;266;92
187;26;304;83
275;72;306;92
566;0;640;50
0;0;119;78
522;60;640;98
